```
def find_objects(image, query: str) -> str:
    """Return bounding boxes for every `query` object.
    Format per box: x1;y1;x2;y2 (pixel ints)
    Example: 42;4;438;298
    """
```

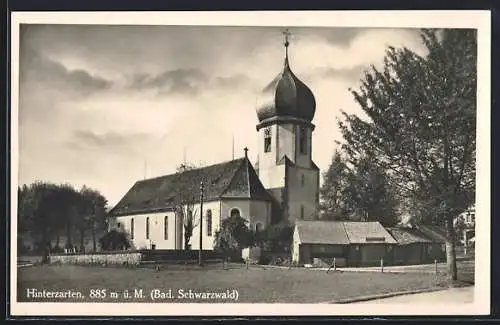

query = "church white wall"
113;211;177;250
287;166;320;223
220;199;251;222
278;124;295;164
257;124;288;190
258;165;286;190
110;198;271;252
186;200;221;251
220;199;271;231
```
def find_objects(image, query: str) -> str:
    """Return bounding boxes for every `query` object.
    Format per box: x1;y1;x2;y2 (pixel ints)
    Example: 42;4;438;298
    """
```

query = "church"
107;32;320;253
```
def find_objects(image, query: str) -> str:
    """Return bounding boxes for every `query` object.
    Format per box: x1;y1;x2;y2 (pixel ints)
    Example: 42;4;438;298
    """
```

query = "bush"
98;230;131;251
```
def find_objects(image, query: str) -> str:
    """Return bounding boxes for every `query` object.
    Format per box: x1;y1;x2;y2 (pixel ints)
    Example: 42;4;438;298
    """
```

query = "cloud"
128;68;207;95
306;65;369;84
20;47;113;96
126;69;255;96
67;130;153;155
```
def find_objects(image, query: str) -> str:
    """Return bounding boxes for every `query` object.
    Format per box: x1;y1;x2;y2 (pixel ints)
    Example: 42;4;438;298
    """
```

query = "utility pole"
199;181;204;267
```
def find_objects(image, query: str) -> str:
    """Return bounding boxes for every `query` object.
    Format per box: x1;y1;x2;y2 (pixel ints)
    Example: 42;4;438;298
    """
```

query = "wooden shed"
292;221;397;267
292;221;350;267
387;227;434;265
416;225;447;262
342;221;397;267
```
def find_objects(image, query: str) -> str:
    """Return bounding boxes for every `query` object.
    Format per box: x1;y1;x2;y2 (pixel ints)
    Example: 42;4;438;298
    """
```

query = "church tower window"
301;174;305;187
164;216;168;240
300;205;305;219
264;127;272;153
146;217;150;240
206;210;212;236
130;218;134;240
299;126;307;155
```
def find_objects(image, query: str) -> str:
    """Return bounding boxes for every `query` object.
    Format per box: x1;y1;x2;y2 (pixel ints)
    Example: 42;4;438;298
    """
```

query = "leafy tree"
343;156;399;227
98;229;131;251
18;182;59;261
77;186;108;252
214;214;254;261
18;182;109;257
338;29;476;282
320;151;399;226
319;150;350;220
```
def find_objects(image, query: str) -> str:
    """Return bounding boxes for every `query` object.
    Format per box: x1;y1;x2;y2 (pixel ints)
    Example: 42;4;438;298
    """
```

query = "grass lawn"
16;262;458;303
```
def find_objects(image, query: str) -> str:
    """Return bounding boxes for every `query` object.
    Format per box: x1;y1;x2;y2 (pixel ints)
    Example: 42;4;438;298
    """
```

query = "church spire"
283;28;291;67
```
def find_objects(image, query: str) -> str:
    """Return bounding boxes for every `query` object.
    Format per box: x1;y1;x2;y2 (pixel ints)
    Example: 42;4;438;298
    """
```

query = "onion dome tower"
256;29;316;131
255;29;320;223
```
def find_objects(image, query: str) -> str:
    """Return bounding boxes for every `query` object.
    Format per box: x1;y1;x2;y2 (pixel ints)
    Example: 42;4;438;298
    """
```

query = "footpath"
351;286;474;304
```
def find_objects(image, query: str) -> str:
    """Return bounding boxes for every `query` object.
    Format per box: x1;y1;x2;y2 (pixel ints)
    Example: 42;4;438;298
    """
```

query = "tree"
18;182;109;257
17;182;59;262
320;151;399;226
78;186;108;252
338;29;476;282
343;156;399;227
319;150;350;220
172;199;200;250
98;230;131;251
214;214;254;261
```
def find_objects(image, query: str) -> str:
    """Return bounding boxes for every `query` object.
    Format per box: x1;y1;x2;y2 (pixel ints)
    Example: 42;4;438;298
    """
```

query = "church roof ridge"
109;156;271;217
137;157;246;184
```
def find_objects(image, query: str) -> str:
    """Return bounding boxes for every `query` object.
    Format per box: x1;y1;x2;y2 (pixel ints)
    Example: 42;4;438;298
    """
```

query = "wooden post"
246;258;249;269
380;258;384;273
199;181;204;267
435;259;438;275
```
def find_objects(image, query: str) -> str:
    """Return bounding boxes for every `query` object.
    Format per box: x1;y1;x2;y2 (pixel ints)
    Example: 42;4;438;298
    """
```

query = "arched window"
300;205;305;220
299;126;307;155
301;174;305;187
206;210;212;236
230;208;241;218
146;217;150;240
164;216;168;240
264;127;272;153
130;218;134;240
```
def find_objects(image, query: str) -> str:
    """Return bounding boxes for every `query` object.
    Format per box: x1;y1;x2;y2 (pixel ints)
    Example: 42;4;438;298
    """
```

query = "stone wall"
49;252;143;266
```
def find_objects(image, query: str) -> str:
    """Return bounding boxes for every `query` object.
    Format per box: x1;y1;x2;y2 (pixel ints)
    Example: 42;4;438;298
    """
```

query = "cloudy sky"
17;24;429;206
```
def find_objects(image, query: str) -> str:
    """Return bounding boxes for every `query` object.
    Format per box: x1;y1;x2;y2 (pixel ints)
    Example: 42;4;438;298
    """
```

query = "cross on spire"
282;28;291;64
244;147;249;158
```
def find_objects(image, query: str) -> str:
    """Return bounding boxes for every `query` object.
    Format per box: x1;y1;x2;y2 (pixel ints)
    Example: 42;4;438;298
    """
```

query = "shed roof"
416;225;447;243
109;157;272;217
387;227;433;245
295;221;349;245
295;221;397;245
343;221;398;244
